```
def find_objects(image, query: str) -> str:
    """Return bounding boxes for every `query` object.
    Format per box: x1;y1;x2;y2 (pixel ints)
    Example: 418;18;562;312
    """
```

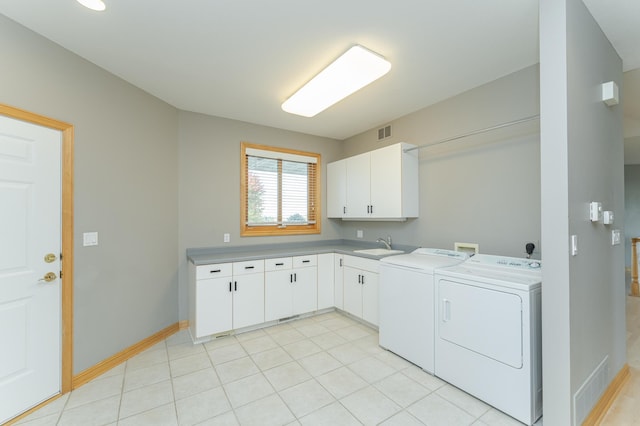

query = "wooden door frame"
0;103;74;394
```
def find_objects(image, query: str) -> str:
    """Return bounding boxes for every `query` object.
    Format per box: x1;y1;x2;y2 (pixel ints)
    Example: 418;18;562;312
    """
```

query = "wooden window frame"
241;142;321;237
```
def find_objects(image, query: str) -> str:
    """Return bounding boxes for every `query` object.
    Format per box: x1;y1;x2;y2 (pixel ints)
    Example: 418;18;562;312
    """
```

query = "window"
241;142;321;236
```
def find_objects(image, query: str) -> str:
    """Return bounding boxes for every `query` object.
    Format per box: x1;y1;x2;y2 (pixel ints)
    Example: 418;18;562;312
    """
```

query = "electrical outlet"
83;232;98;247
223;233;230;243
356;230;364;239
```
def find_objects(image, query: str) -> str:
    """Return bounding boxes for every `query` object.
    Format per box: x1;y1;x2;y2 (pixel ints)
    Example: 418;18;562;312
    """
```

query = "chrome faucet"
376;235;392;250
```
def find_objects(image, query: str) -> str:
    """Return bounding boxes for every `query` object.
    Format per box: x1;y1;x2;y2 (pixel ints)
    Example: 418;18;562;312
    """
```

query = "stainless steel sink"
353;248;405;256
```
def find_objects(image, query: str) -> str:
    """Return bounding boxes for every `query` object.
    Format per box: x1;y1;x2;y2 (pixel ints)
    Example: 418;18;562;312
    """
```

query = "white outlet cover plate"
83;232;98;246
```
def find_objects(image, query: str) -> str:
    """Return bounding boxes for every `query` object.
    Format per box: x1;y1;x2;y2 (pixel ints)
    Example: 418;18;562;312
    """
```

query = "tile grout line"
205;340;243;424
166;338;182;425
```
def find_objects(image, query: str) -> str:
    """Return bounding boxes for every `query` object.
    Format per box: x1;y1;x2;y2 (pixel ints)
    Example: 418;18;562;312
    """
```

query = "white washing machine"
379;248;468;373
434;254;542;426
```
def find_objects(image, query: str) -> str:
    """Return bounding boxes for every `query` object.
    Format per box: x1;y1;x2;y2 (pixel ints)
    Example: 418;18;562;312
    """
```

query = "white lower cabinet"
232;261;265;329
189;251;381;342
265;255;318;321
317;253;335;310
193;264;232;338
189;260;265;340
342;255;379;326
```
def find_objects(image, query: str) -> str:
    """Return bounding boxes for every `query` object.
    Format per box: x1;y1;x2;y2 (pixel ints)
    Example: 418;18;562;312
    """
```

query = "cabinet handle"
290;274;293;283
358;274;361;284
229;282;232;292
210;269;221;274
235;281;237;291
370;205;373;214
343;206;346;214
361;275;365;285
339;258;343;267
302;260;310;263
244;266;255;270
276;262;284;266
294;273;297;282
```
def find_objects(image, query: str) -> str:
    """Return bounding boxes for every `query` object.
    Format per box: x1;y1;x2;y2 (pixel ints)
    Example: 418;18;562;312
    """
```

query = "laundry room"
0;1;628;425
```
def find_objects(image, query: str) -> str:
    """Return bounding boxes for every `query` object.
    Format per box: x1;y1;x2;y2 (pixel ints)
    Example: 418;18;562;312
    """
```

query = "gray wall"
0;15;180;373
339;66;541;258
540;0;625;424
177;111;343;319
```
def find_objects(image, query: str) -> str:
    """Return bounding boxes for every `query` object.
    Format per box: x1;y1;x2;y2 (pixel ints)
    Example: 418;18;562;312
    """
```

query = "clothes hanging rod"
403;114;540;153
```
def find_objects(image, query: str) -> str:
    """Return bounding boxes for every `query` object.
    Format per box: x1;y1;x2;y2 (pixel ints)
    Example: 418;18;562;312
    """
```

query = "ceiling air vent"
377;124;391;141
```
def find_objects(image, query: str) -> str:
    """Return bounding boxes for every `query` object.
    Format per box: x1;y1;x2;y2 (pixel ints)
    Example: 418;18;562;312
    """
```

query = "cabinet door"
196;277;232;337
361;270;379;326
317;253;334;310
292;266;317;315
343;266;363;318
265;270;293;321
334;255;344;309
327;160;347;218
233;272;264;329
370;144;402;218
345;153;371;217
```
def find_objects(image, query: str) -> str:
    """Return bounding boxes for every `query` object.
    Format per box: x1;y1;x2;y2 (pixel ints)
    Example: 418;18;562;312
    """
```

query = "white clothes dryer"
379;248;468;373
434;254;542;425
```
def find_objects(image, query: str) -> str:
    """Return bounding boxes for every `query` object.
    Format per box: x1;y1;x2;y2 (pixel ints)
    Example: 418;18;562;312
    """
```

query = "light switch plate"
612;229;621;246
356;230;364;239
83;232;98;246
223;233;230;243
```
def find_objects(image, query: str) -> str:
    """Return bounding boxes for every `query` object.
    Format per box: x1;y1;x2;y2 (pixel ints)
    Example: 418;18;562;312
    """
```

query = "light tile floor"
16;311;529;426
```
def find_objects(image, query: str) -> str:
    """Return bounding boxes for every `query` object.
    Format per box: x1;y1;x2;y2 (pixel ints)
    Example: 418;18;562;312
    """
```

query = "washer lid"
437;254;542;291
380;248;468;271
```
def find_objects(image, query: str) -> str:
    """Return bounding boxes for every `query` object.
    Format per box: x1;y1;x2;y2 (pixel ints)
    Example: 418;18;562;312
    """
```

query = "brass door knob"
44;253;57;263
39;272;57;282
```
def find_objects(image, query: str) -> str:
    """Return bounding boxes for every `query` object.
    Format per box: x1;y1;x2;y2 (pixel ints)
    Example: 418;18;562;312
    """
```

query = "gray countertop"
187;239;419;265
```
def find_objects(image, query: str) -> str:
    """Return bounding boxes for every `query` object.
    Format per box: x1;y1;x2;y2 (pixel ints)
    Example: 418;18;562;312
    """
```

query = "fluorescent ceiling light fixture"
76;0;106;11
282;45;391;117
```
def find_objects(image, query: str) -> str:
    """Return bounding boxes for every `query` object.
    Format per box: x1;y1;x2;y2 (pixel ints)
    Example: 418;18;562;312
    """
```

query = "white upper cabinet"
326;160;347;218
345;152;371;218
327;142;418;220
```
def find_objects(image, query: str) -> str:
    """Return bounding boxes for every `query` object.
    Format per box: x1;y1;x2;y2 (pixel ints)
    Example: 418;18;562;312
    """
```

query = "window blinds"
244;149;317;227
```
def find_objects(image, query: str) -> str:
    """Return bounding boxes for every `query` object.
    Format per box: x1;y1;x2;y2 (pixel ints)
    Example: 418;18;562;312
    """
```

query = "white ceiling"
0;1;637;140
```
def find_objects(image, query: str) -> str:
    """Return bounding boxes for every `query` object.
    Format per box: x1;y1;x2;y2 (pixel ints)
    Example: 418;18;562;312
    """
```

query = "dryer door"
438;279;523;368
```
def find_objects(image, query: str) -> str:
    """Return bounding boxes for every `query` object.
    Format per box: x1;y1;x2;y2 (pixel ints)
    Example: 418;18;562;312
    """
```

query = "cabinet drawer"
265;257;292;271
343;255;379;273
293;255;317;268
233;260;264;275
196;263;232;280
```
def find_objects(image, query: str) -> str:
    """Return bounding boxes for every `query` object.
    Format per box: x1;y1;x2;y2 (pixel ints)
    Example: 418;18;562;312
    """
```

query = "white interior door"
0;115;62;423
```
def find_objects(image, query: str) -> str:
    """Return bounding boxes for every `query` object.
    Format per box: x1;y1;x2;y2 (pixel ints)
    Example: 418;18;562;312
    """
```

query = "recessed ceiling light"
76;0;106;11
282;45;391;118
